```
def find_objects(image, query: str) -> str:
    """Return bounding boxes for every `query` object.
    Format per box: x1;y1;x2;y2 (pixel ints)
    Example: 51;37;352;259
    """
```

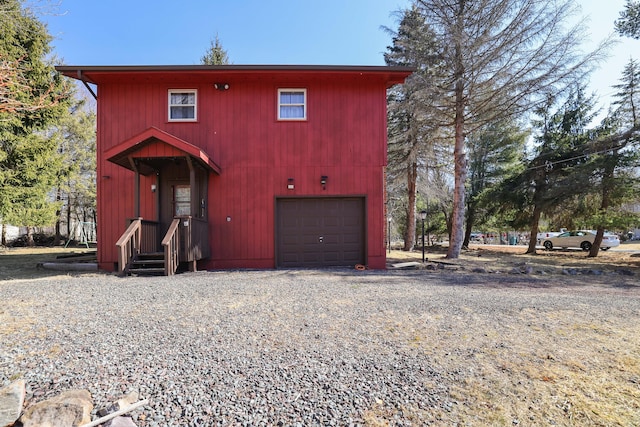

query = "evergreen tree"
385;6;446;250
616;0;640;39
523;85;599;254
488;85;599;254
0;0;72;244
51;92;96;245
464;119;527;248
412;0;609;258
612;58;640;127
582;61;640;256
201;34;230;65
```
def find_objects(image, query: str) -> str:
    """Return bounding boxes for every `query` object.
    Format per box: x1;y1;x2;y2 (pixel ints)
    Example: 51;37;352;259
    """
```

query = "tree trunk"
1;222;6;246
26;226;34;247
67;193;73;243
526;202;543;254
443;206;453;242
403;162;418;251
446;3;467;259
589;160;615;257
462;201;475;249
446;92;467;258
54;186;62;246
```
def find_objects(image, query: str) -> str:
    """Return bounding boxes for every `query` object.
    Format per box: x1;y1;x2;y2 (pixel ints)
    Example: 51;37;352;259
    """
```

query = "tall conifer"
0;0;72;243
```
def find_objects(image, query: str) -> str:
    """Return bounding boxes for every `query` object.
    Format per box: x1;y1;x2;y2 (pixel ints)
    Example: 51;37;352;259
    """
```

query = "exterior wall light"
321;175;328;190
287;178;295;190
214;83;229;91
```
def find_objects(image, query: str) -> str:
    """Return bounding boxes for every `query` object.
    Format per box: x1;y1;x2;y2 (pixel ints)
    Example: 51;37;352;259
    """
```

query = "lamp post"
426;200;430;247
387;216;392;253
420;210;427;262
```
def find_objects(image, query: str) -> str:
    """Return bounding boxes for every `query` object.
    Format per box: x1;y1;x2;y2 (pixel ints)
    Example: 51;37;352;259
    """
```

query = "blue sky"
42;0;409;66
39;0;637;113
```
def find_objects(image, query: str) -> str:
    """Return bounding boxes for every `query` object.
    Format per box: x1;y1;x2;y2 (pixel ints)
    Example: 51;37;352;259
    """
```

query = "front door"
173;185;191;216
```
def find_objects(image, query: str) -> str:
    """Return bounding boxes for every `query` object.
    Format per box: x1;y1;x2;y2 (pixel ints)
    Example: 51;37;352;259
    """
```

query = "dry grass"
380;242;640;426
0;246;96;281
361;288;640;426
389;241;640;275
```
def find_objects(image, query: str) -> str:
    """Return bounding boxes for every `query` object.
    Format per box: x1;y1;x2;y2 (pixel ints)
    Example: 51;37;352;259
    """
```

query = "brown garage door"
276;197;365;268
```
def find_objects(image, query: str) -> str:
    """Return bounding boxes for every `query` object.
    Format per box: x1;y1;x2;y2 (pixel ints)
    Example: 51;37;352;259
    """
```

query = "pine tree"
583;61;640;256
51;93;96;245
385;6;445;250
616;0;640;39
464;119;527;248
487;85;600;254
0;0;72;244
201;34;230;65
412;0;610;258
612;58;640;127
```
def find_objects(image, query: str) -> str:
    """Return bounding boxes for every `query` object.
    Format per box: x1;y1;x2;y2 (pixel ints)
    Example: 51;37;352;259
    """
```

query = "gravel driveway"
2;269;639;426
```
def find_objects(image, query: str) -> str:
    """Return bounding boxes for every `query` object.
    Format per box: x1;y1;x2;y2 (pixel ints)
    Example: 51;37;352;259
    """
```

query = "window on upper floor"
278;89;306;120
168;90;197;121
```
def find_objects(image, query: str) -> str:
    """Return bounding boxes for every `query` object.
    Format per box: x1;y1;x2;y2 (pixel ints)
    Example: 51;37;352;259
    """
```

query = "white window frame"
168;89;198;122
277;88;307;121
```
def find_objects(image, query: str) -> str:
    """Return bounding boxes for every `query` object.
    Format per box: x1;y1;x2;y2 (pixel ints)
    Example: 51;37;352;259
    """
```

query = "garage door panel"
322;235;340;245
303;252;322;263
343;232;360;243
324;217;340;227
281;253;300;263
343;217;360;227
281;234;300;244
277;198;365;268
343;250;361;260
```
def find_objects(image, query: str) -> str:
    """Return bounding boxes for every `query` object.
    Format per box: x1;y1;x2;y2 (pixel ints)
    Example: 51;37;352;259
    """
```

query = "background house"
56;65;412;273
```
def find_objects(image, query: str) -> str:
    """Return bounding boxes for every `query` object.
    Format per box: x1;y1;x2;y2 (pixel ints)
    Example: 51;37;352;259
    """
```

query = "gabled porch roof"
105;127;221;175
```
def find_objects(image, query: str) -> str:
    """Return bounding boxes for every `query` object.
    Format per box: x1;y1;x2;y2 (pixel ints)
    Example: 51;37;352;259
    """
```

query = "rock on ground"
20;389;92;427
0;379;25;427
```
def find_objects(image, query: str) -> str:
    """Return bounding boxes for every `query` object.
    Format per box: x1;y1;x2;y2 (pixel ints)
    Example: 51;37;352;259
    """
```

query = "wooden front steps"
127;252;165;276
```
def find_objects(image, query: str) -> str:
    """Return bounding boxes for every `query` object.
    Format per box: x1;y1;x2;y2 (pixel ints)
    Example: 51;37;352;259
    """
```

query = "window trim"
168;89;198;122
277;88;307;121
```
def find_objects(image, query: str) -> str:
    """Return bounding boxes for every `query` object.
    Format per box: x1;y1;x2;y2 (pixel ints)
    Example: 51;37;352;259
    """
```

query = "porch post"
186;156;197;272
185;156;196;216
128;156;140;218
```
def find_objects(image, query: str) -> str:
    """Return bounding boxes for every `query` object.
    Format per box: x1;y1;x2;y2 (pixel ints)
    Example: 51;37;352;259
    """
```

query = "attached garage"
276;197;366;268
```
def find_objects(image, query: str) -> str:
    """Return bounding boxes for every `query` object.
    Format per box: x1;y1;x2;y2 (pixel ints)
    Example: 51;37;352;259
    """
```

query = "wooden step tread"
129;267;165;275
136;252;164;258
132;259;164;265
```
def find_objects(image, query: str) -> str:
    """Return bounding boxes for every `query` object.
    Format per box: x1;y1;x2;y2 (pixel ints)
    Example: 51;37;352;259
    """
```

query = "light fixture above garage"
214;83;229;91
287;178;295;190
321;175;328;190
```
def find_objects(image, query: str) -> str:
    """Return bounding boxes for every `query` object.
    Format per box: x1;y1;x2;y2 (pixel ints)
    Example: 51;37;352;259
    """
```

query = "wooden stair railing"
116;218;161;275
115;218;142;275
116;217;206;276
161;218;180;276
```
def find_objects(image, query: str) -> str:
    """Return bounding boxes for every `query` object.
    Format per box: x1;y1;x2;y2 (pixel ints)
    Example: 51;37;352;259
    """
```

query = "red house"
56;65;411;274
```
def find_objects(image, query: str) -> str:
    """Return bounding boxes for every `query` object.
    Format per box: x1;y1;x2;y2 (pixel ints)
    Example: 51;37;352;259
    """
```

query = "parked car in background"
536;231;562;245
542;230;620;251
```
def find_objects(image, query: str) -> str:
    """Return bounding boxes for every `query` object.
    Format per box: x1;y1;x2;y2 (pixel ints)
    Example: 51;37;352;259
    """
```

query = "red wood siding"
134;141;184;158
94;71;395;270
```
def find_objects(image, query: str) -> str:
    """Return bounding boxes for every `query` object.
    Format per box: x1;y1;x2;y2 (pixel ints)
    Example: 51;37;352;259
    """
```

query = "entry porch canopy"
105;126;221;217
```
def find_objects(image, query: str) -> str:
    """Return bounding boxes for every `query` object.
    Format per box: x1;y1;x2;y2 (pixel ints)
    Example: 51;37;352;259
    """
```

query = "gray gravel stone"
1;269;638;426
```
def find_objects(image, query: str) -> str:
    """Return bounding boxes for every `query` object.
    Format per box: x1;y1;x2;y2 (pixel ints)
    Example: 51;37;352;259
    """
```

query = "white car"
542;230;620;251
